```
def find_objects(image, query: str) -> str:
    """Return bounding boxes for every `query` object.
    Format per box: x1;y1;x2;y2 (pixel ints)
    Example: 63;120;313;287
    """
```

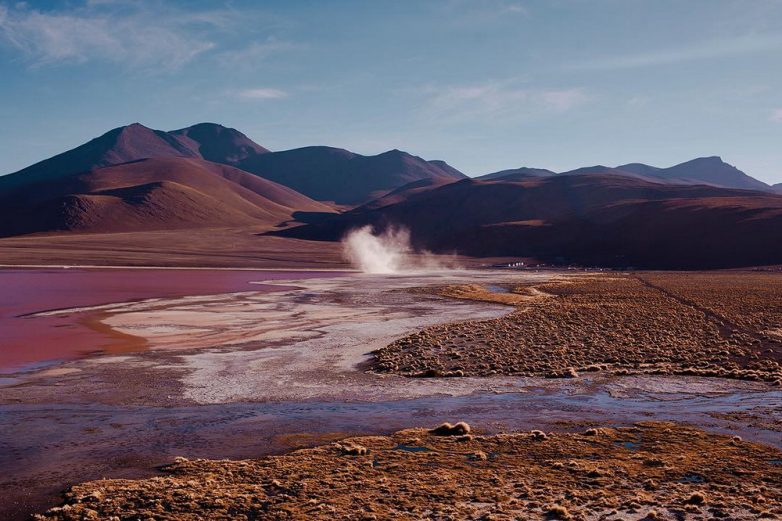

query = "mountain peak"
688;155;724;164
658;156;769;191
170;123;269;165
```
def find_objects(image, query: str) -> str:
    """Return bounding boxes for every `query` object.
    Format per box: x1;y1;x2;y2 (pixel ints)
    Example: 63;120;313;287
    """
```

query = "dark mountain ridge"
277;174;782;269
237;146;466;205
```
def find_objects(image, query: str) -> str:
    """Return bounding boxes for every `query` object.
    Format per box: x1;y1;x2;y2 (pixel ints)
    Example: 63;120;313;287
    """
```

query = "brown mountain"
0;123;268;193
237;146;466;205
277;174;782;269
0;157;333;237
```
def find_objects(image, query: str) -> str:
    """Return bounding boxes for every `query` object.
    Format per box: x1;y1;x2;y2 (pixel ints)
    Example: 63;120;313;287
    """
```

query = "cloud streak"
0;2;232;69
570;33;782;71
771;109;782;122
236;88;288;100
420;81;588;123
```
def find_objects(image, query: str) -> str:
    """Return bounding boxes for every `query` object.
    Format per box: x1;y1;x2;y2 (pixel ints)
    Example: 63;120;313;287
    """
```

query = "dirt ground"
0;228;348;269
34;421;782;520
373;272;782;383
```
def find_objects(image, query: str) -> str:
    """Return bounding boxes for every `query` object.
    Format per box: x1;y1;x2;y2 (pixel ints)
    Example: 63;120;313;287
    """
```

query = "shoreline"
0;264;357;271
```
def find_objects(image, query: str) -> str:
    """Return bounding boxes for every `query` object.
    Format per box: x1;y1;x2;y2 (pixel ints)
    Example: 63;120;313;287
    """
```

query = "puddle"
485;284;510;294
614;440;641;451
679;473;705;483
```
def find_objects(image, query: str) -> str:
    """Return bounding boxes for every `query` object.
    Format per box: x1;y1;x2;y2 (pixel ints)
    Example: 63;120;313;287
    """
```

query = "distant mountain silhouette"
481;157;770;192
0;157;332;237
642;156;770;191
237;147;466;205
277;174;782;269
476;167;556;181
615;162;662;176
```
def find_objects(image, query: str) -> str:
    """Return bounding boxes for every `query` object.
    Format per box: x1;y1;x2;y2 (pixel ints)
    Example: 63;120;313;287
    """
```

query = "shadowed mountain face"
0;157;333;237
237;146;466;205
277;175;782;269
169;123;269;165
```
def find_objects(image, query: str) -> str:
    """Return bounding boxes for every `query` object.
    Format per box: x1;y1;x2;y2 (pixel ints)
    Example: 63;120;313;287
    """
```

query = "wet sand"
1;269;781;519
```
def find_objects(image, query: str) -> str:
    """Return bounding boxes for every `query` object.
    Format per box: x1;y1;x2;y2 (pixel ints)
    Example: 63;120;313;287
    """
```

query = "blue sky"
1;0;781;182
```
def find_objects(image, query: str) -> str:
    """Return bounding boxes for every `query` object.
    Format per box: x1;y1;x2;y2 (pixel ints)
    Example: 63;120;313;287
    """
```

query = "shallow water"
1;378;779;519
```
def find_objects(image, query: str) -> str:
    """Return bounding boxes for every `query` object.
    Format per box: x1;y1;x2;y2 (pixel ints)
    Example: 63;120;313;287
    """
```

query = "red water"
0;268;342;371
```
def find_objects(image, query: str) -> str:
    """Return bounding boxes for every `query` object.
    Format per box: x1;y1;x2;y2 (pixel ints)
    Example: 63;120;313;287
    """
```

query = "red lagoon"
0;268;344;372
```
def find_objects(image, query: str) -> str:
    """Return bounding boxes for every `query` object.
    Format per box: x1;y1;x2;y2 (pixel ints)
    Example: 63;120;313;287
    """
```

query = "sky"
0;0;781;183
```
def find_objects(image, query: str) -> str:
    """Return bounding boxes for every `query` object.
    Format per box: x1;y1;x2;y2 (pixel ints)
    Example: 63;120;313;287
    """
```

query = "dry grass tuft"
33;422;782;521
430;421;471;436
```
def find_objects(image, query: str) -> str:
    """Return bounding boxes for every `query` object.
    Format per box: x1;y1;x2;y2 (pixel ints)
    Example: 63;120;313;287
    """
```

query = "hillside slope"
0;157;333;236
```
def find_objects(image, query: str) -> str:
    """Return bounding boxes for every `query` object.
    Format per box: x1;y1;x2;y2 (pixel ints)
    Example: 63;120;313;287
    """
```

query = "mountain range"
478;156;771;192
1;121;781;268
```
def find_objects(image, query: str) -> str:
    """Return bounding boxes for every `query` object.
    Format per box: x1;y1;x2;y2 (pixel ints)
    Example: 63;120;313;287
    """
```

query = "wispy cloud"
570;33;782;71
0;2;234;69
771;109;782;122
503;3;528;16
420;81;588;123
217;37;299;70
236;88;288;100
540;89;588;111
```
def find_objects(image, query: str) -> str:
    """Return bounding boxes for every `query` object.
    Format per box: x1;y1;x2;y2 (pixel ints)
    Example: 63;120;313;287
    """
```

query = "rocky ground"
35;421;782;520
373;272;782;383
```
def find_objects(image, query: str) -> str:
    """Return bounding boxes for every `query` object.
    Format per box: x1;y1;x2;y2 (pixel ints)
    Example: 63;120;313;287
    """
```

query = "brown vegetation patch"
435;283;549;306
373;272;782;382
35;422;782;520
